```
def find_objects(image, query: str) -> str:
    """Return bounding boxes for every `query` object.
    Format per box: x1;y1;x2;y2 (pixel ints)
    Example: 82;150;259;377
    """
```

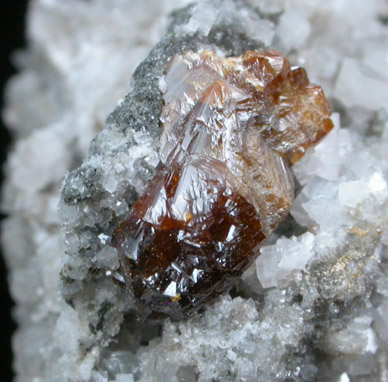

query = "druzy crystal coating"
113;50;333;320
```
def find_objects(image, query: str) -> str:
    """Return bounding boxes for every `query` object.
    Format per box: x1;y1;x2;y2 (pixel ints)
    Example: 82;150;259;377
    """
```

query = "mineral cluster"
113;49;333;319
2;0;388;381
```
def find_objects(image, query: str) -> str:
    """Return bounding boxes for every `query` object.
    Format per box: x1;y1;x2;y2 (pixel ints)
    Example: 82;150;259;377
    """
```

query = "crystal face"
112;50;333;320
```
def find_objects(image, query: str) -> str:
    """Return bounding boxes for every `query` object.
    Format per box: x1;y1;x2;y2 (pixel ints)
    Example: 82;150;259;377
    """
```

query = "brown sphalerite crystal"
112;50;333;320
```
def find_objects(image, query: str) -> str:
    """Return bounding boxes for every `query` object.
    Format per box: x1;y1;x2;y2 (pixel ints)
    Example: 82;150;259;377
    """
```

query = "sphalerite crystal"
112;50;333;320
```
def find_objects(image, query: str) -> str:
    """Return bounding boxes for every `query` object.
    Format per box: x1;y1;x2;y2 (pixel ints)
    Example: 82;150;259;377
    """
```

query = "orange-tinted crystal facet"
112;50;333;320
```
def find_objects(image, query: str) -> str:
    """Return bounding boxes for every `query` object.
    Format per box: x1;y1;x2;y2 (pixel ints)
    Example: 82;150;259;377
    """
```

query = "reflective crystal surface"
113;50;333;320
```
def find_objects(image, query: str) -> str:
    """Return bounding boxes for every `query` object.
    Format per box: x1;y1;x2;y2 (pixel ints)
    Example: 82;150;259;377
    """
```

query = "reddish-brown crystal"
112;50;333;320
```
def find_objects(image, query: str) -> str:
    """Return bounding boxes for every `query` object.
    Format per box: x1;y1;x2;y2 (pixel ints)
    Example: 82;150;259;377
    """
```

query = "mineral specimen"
113;50;333;319
4;0;388;381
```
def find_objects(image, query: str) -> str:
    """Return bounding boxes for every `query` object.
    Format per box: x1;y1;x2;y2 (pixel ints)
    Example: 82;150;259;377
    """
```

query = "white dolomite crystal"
2;0;388;381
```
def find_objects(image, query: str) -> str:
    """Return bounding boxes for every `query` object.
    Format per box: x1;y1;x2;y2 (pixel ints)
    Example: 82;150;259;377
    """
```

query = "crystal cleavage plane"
112;50;333;320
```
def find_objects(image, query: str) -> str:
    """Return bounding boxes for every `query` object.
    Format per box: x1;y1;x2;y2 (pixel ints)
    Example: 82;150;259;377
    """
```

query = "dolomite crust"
113;49;333;319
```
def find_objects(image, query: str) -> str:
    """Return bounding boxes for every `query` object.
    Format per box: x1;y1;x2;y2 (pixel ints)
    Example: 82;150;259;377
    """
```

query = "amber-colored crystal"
112;50;333;320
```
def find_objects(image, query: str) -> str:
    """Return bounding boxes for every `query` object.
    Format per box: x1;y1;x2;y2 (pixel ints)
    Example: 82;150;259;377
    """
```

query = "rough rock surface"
2;0;388;381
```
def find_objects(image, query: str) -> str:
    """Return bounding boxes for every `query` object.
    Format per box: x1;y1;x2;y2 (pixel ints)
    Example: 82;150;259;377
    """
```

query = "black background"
1;1;29;380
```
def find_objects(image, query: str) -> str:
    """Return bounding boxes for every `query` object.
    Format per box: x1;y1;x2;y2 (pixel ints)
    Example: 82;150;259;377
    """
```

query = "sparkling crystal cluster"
113;50;332;319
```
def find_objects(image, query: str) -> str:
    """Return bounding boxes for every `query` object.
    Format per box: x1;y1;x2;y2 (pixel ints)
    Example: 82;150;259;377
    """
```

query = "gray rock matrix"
2;0;388;381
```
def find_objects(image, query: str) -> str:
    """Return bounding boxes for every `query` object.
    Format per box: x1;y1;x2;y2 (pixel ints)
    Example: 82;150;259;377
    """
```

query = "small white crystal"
334;59;388;110
277;8;310;51
368;172;388;198
180;1;219;36
278;233;315;270
239;7;275;46
113;200;129;216
338;180;370;208
324;315;376;356
163;281;177;297
93;246;120;270
291;178;348;230
256;232;315;289
103;172;118;193
158;76;167;93
98;233;110;245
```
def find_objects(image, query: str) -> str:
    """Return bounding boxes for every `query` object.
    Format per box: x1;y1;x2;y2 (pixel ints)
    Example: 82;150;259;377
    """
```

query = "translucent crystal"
334;59;388;110
113;50;333;319
256;232;315;289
